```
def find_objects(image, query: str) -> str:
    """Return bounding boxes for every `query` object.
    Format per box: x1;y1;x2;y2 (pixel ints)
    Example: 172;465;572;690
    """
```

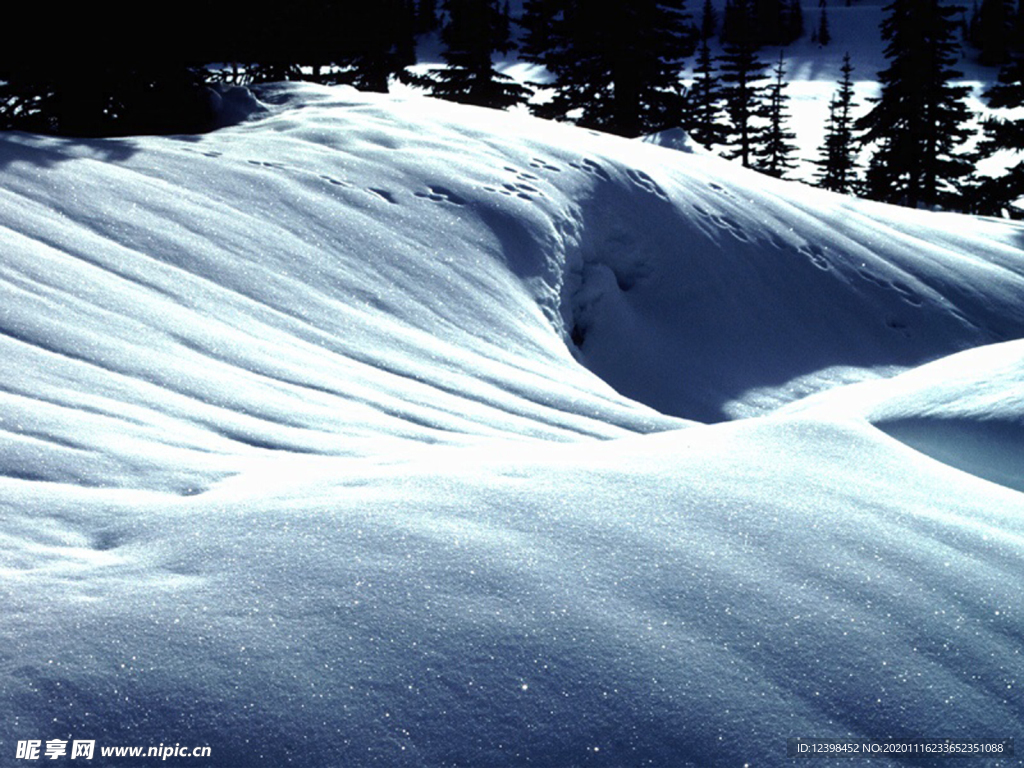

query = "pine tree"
333;2;418;93
973;58;1024;215
971;0;1016;65
416;0;441;33
785;0;805;42
759;53;798;176
817;5;832;44
815;53;860;192
521;0;696;137
719;0;771;166
688;38;729;147
856;0;975;209
721;0;745;40
817;97;843;183
419;0;532;108
701;0;719;38
754;0;787;43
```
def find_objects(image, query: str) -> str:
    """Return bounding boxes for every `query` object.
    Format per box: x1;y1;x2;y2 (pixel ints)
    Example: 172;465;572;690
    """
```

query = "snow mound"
638;126;711;154
208;84;269;129
785;340;1024;491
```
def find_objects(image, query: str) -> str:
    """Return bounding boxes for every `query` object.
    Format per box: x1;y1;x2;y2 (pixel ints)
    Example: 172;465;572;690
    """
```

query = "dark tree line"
0;0;423;135
1;0;1020;215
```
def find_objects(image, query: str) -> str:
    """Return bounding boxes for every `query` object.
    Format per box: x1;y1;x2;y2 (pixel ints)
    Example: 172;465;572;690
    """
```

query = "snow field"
0;83;1022;766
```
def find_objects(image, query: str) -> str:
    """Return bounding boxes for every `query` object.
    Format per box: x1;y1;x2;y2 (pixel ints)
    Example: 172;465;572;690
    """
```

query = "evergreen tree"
817;5;832;44
701;0;719;38
688;38;729;147
419;0;532;108
856;0;975;209
815;53;860;192
817;96;844;183
759;52;798;176
521;0;696;136
721;0;745;40
416;0;442;33
333;2;418;92
724;0;802;44
719;0;771;166
973;58;1024;215
970;0;1016;64
497;1;515;53
754;0;787;44
785;0;806;42
1015;0;1024;48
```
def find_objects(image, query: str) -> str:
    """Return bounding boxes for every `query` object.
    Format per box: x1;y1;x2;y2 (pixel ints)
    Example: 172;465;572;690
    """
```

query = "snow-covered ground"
1;83;1022;766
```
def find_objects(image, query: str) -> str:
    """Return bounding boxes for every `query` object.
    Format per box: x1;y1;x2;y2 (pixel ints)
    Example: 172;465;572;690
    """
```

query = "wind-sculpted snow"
785;340;1024;493
1;84;1022;766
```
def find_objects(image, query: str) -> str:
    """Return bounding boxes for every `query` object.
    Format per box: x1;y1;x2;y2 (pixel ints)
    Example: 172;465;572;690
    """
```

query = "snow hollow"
1;83;1022;766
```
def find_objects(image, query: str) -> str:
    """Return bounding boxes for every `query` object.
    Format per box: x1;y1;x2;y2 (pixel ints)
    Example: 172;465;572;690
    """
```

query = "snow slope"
1;84;1022;766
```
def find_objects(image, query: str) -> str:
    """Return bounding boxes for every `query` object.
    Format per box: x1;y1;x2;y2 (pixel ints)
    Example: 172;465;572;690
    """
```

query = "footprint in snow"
415;185;466;206
625;168;669;201
368;188;397;204
247;160;286;170
798;244;831;271
890;280;923;306
855;266;925;306
569;158;612;181
319;175;353;188
710;214;752;242
530;158;562;172
885;316;911;336
707;181;733;198
857;266;889;287
503;165;541;180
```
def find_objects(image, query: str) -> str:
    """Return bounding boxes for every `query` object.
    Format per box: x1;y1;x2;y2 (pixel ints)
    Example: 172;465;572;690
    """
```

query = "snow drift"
1;83;1022;767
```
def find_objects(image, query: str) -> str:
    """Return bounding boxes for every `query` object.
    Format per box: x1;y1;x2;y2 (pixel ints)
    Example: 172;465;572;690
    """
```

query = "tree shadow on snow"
0;131;138;172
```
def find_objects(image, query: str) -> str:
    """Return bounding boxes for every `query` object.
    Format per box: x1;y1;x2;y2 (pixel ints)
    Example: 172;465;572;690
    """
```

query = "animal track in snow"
319;175;353;188
529;158;562;172
890;280;923;306
798;244;831;271
885;316;911;335
483;183;538;201
625;168;669;201
415;185;466;206
709;213;752;242
503;166;540;182
569;158;611;181
483;167;548;201
857;266;889;288
248;160;286;170
180;147;223;159
855;265;925;306
368;188;397;204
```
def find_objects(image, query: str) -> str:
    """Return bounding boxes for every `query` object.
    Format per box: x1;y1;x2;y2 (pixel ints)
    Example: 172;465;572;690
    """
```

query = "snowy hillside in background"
1;84;1023;766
